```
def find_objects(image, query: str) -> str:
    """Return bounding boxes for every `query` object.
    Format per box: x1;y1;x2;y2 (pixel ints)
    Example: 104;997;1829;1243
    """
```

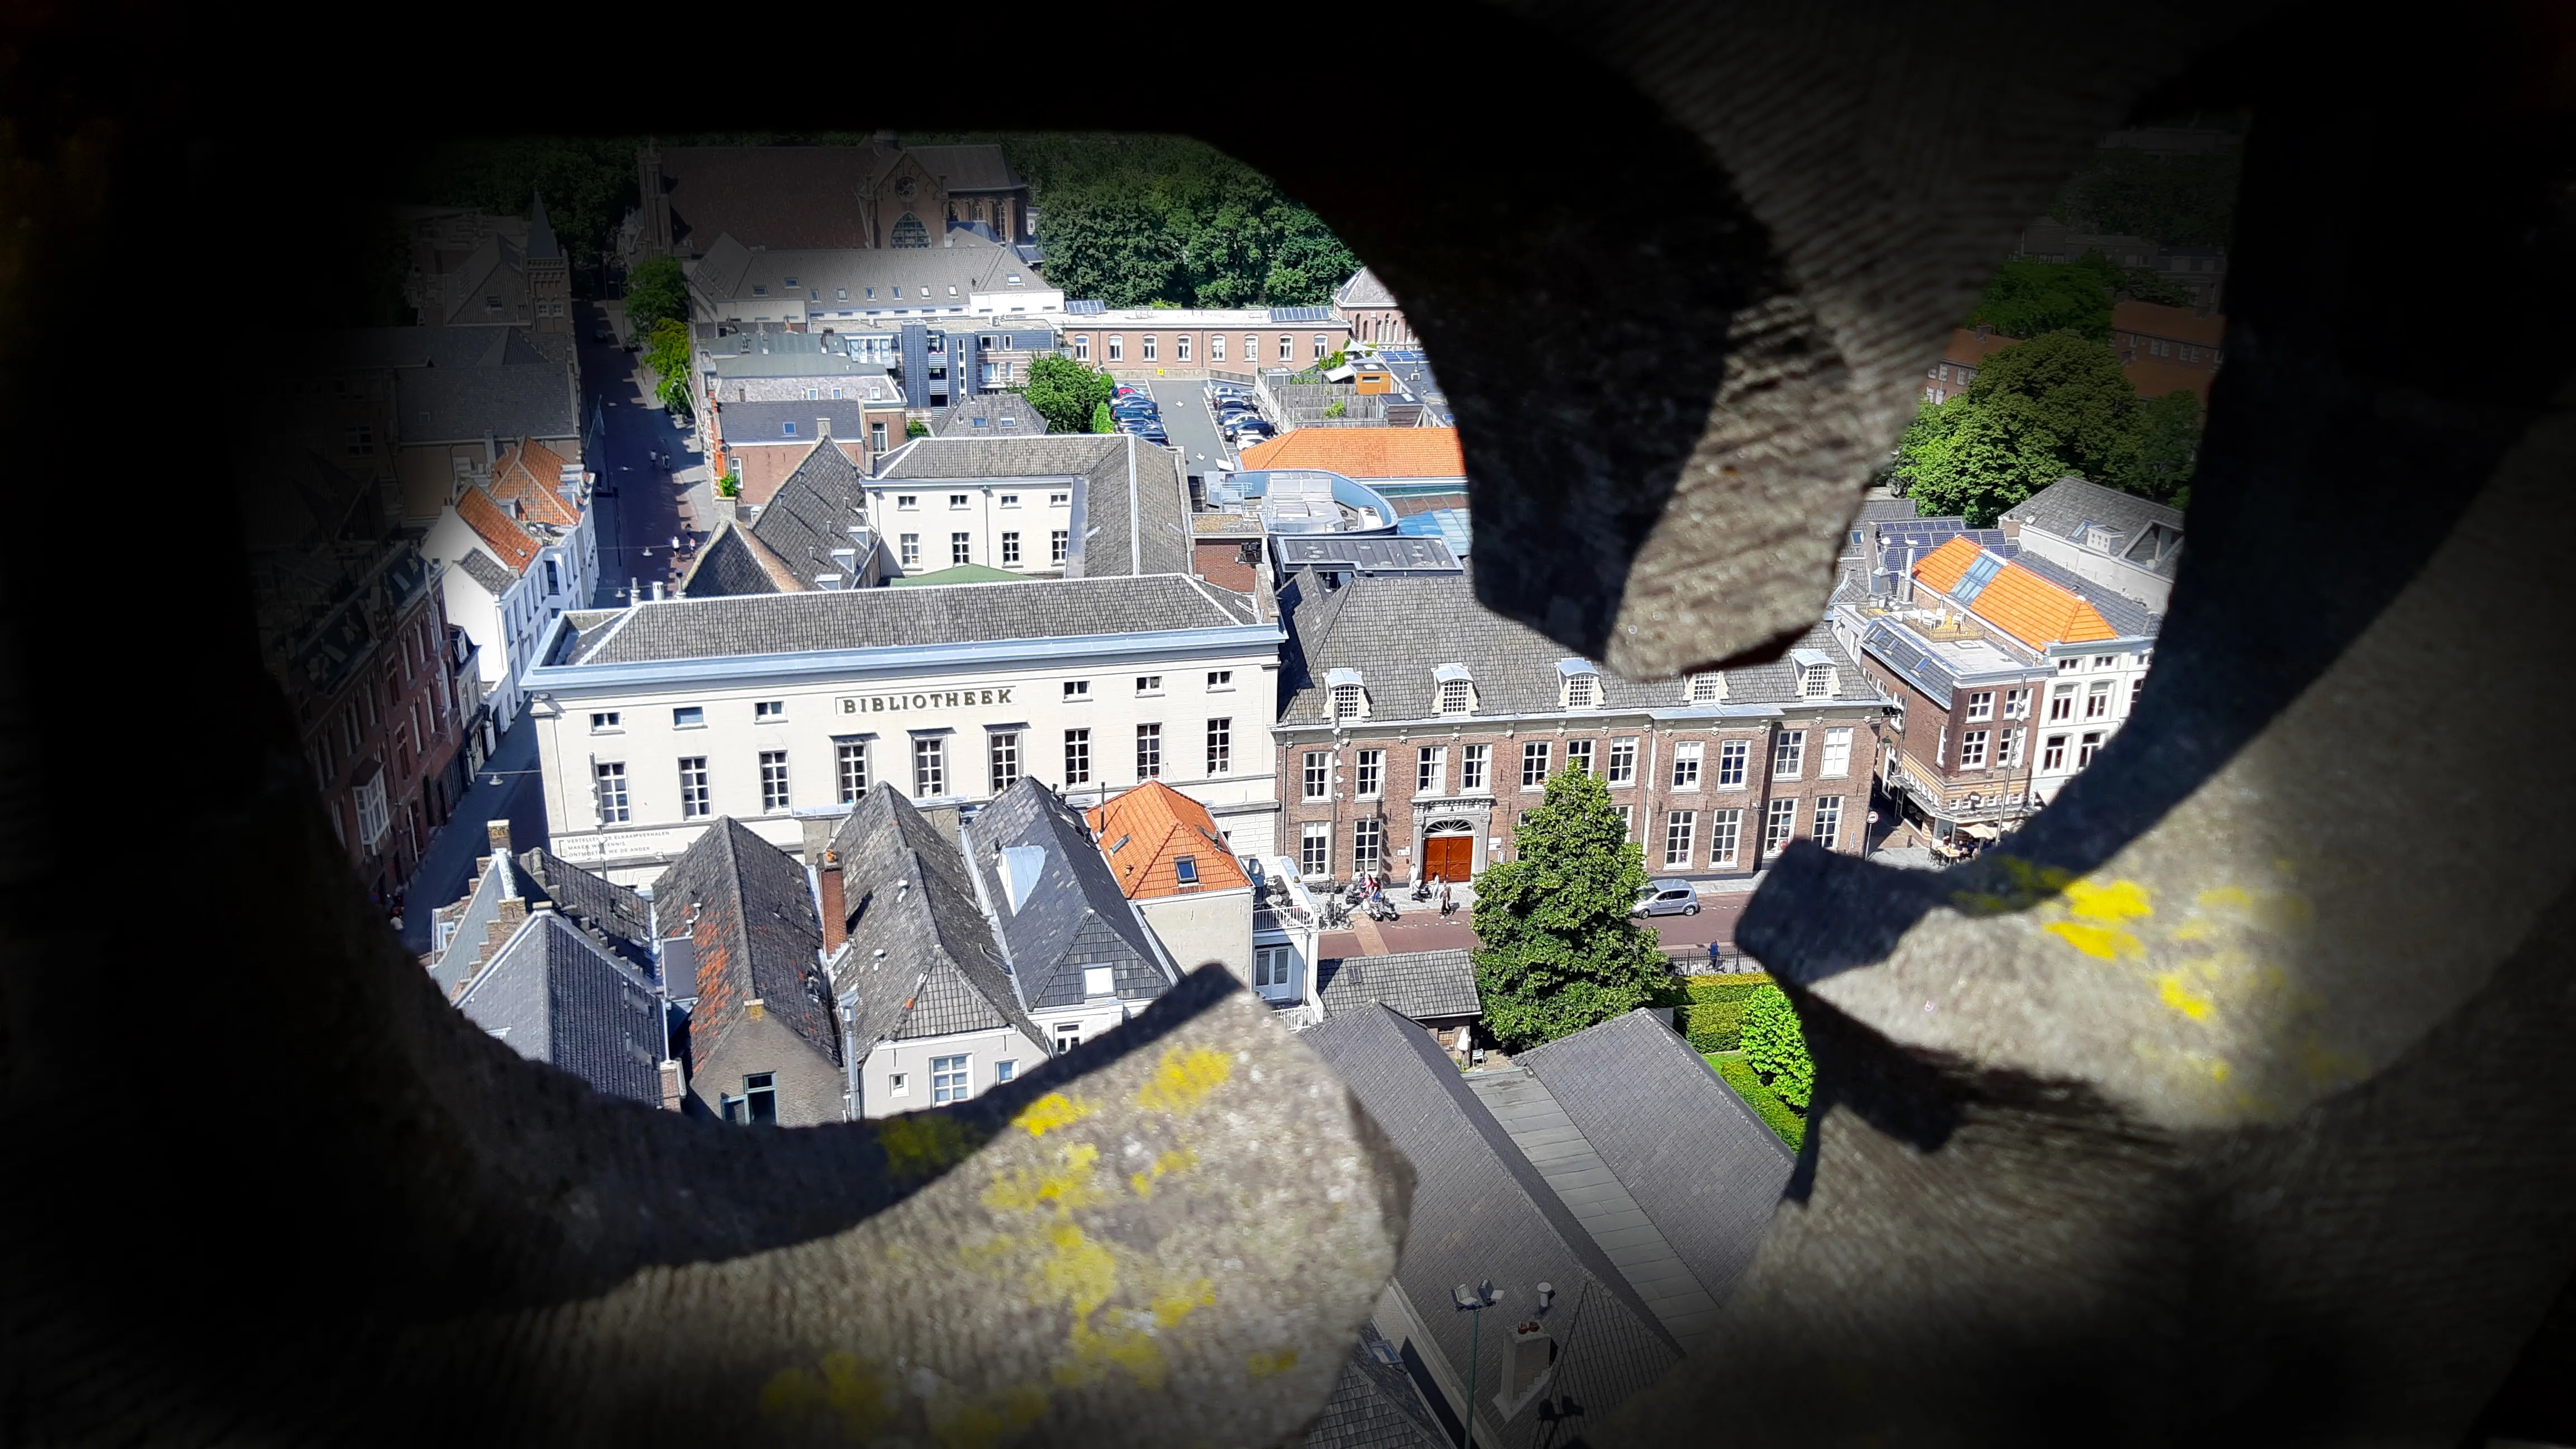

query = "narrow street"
580;300;697;605
1320;880;1756;964
397;718;548;954
1142;378;1234;480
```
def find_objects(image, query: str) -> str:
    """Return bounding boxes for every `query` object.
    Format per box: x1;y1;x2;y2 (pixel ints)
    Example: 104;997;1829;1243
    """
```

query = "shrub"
1742;986;1815;1111
1683;999;1747;1053
1708;1055;1805;1149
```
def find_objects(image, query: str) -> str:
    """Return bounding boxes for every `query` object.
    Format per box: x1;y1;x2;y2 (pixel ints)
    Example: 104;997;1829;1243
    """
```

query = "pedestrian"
1707;938;1724;973
1438;878;1455;917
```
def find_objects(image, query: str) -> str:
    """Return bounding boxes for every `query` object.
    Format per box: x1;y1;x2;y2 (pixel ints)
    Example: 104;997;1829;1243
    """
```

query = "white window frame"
1772;730;1806;780
1460;744;1489;794
1300;822;1332;878
1608;737;1638;785
1822;727;1853;779
1710;808;1742;868
1303;750;1332;801
1671;740;1703;790
1664;811;1697;869
1763;797;1799;855
1812;795;1843;851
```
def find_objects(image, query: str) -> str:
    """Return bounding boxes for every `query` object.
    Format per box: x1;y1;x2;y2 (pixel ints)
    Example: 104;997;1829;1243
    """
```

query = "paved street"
396;718;548;954
1143;378;1234;480
580;300;697;605
1320;879;1755;963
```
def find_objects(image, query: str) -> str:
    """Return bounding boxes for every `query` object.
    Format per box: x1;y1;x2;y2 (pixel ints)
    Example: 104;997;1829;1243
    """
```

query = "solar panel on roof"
1953;551;2005;603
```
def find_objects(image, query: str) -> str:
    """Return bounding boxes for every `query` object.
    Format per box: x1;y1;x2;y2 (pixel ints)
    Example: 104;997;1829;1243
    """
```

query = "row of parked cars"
1110;385;1170;444
1204;381;1275;449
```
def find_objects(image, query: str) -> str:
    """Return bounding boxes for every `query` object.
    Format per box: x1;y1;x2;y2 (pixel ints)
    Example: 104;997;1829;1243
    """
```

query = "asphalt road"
579;301;694;605
1143;378;1235;480
1320;886;1753;963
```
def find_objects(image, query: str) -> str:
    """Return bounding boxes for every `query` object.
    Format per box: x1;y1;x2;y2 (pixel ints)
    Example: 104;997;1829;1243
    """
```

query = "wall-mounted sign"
838;686;1015;716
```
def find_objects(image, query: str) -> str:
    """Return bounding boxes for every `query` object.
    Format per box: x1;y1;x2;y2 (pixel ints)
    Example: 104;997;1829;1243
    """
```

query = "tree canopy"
1023;354;1115;434
1896;330;2200;522
623;254;689;334
400;136;638;266
1740;986;1815;1111
1969;250;2195;339
2049;141;2242;249
1470;766;1667;1050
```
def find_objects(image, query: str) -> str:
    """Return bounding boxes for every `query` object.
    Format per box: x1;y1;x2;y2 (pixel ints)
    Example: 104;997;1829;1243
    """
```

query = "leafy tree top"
624;255;689;334
1896;330;2198;523
1740;986;1814;1111
1022;354;1115;435
1470;766;1666;1051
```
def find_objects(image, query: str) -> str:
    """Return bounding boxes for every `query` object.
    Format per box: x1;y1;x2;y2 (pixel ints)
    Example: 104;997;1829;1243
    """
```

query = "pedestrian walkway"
396;718;548;955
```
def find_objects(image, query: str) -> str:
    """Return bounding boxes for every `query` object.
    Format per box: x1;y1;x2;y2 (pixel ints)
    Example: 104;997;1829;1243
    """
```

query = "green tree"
642;319;693;412
1023;353;1114;435
1090;399;1114;433
1897;330;2172;524
1740;986;1815;1111
624;254;689;334
2125;390;2202;504
401;136;640;287
1971;260;2114;340
1470;766;1666;1050
906;419;930;439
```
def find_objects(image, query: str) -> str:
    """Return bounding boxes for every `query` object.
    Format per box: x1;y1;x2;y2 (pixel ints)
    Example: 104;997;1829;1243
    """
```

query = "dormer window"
1790;649;1838;700
1687;673;1726;703
1325;668;1368;723
1433;664;1475;716
1557;660;1603;709
752;285;768;296
783;276;799;287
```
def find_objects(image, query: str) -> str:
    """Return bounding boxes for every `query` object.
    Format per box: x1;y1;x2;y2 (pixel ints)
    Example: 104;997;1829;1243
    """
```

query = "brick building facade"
1275;570;1885;885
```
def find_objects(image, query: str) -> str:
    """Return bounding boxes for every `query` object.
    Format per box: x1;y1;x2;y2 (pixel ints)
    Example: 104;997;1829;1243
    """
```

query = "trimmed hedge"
1671;973;1774;1052
1707;1052;1806;1149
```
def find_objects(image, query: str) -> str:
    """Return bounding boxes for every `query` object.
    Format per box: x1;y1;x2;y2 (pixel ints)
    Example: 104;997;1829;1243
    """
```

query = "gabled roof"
1333;267;1400;310
488;437;580;528
931;392;1045;437
1937;326;2022;371
394;355;577;442
1514;1011;1796;1343
2110;298;2224;348
1911;536;2123;650
1316;949;1481;1023
1304;1007;1684;1446
1280;566;1874;724
652;818;837;1070
514;847;656;975
679;521;803;598
962;778;1172;1014
745;437;872;587
827;786;1044;1049
455;912;664;1107
719;400;874;444
1302;1323;1450;1449
1238;428;1465;481
454;547;518;596
1999;475;2185;551
454;485;538;574
653;144;1017;253
1083;780;1249;901
690;230;1029;309
875;434;1190;579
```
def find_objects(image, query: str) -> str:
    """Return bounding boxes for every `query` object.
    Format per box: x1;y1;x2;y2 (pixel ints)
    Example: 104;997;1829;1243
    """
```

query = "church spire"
527;190;560;259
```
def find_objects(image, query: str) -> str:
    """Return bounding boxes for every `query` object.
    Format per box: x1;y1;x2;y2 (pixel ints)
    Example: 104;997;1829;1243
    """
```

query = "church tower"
527;192;571;334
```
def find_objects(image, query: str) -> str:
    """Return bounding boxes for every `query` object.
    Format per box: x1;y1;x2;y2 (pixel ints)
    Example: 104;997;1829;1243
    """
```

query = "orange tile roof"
2122;357;2213;405
1238;427;1465;480
2111;300;2225;349
489;437;580;527
1084;780;1250;901
1910;536;2115;648
1938;327;2022;369
454;485;537;573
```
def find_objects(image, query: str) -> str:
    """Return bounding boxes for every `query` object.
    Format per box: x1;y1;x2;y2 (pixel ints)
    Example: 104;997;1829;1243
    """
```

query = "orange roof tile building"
1908;536;2115;650
1238;428;1465;485
1087;780;1251;900
1081;780;1299;1008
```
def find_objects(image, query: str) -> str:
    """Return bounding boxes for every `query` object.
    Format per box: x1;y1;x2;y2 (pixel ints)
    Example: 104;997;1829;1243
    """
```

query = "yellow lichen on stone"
982;1142;1104;1218
878;1113;988;1179
1246;1349;1298;1379
1129;1147;1198;1199
1012;1092;1096;1138
2157;970;2215;1021
1134;1046;1233;1114
926;1382;1049;1449
1152;1277;1216;1328
759;1350;897;1441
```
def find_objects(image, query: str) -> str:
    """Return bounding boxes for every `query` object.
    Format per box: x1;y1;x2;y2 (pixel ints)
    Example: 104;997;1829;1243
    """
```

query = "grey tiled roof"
1280;566;1876;724
553;574;1243;667
693;230;1025;311
427;853;506;998
931;393;1045;437
963;778;1172;1014
1316;949;1480;1022
679;524;788;598
315;325;564;373
720;400;873;444
875;435;1191;579
515;847;657;976
1302;1324;1450;1449
455;547;517;595
652;818;837;1069
905;144;1024;192
746;440;872;588
2009;550;2165;641
1333;267;1400;310
456;912;665;1107
2001;476;2184;550
827;786;1044;1048
1514;1011;1796;1331
1304;1007;1683;1448
395;359;578;443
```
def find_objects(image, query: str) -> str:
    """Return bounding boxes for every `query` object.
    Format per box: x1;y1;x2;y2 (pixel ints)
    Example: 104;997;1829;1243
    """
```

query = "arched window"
890;212;929;248
1107;335;1125;361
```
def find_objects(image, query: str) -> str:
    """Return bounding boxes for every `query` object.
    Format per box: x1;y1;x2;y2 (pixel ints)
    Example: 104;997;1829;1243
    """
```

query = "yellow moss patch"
2157;971;2215;1021
1134;1045;1233;1114
1247;1349;1298;1379
1129;1147;1198;1199
759;1350;897;1441
1012;1092;1095;1138
982;1143;1103;1218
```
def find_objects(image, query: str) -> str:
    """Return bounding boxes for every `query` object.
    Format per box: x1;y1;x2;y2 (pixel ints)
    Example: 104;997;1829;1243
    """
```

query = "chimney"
816;416;831;438
658;1060;686;1111
819;850;848;953
745;998;768;1021
486;822;517;897
1504;1322;1554;1401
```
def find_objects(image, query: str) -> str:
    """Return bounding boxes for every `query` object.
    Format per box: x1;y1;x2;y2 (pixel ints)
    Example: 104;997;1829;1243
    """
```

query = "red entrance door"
1424;834;1474;881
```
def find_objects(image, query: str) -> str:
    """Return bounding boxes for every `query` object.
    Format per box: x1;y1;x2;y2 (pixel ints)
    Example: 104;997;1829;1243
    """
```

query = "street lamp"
1451;1280;1503;1448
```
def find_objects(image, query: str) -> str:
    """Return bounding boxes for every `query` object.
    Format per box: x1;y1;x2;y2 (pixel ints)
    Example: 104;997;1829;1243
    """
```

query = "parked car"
1633;879;1702;917
1114;384;1143;397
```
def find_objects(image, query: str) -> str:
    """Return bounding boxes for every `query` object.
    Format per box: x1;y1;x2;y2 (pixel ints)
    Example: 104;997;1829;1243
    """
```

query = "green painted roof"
884;564;1027;588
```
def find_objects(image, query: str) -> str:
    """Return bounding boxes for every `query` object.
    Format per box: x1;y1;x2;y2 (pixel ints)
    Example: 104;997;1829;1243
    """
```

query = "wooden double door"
1423;833;1474;882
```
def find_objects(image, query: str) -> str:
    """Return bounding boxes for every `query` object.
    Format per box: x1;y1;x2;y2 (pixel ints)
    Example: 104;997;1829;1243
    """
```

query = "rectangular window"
1664;811;1696;868
995;1059;1016;1085
1054;1022;1083;1054
1205;718;1231;775
674;706;704;728
1244;334;1258;361
913;737;946;797
837;739;869;803
1959;730;1989;769
1460;744;1490;793
2043;734;2068;770
1437;678;1472;714
591;711;622;733
1064;680;1090;701
1074;335;1091;362
1210;335;1227;362
1352;817;1382;874
1135;723;1162;779
759;750;791;811
595;762;629;824
870;422;888;451
949;494;969;509
1303;750;1331;801
1331;684;1366;722
1300;822;1331;878
1617;803;1634;837
2078;731;2105;768
1687;673;1724;703
1000;493;1020;508
1141;335;1158;361
1354;749;1384;798
1050;529;1068;564
1176;335;1192;362
678;757;709;818
900;533;921;567
1417;746;1446;794
1710;808;1743;868
1136;675;1163;697
1822;727;1853;778
1107;336;1124;361
744;1072;777;1124
1254;944;1294;989
2130;676;2146;712
1800;664;1835;699
1967;690;1995;722
755;700;786;723
1671;740;1703;789
1313;334;1328;359
989;731;1019;792
1763;797;1799;855
2086;681;2113;718
1000;531;1021;565
931;1054;970;1105
1207;670;1234;690
1772;730;1806;779
897;495;920;510
951;532;972;565
1278;335;1292;361
1520;741;1551;789
1608;737;1638;785
2005;687;2032;719
2049;684;2076;721
1566;738;1595;776
886;1072;908;1099
1063;729;1091;785
2060;657;2082;673
1812;795;1843;850
1717;739;1749;788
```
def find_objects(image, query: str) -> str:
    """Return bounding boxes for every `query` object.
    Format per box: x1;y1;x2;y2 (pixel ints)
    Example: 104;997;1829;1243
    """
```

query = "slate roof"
1279;566;1876;724
1304;1007;1684;1448
395;356;577;442
1316;950;1481;1022
720;400;874;446
652;818;837;1071
550;574;1246;668
875;434;1191;579
905;144;1025;193
735;437;873;590
2011;551;2163;640
316;326;567;373
1514;1011;1796;1331
963;778;1173;1015
1302;1323;1450;1449
515;847;656;976
691;231;1026;312
827;785;1044;1049
703;329;888;381
932;393;1045;437
652;144;1019;253
455;546;517;596
1238;428;1465;480
680;523;802;598
1333;267;1401;311
456;912;665;1107
427;850;508;1000
1999;476;2186;580
525;192;560;260
1083;780;1251;900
